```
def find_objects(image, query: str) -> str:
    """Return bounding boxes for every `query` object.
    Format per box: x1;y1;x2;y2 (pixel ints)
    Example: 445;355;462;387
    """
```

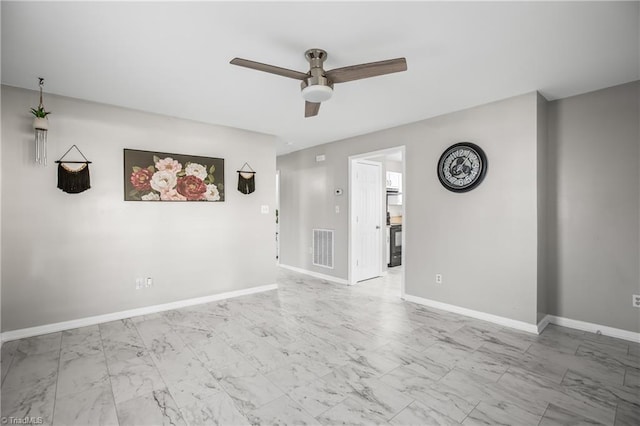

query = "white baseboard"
1;283;278;343
541;314;640;343
278;264;349;285
403;294;539;334
537;315;551;334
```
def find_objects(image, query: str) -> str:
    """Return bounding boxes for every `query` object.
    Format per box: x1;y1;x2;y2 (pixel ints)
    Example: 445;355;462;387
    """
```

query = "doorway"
349;146;406;297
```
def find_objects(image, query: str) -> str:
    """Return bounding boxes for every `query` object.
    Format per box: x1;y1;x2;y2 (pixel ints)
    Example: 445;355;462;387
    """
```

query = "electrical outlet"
135;278;143;290
633;294;640;308
435;274;443;284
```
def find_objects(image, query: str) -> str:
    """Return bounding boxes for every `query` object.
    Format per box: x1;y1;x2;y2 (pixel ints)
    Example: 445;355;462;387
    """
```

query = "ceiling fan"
230;49;407;118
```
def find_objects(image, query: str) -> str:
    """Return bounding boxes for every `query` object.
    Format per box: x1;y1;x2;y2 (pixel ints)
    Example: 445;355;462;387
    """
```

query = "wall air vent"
312;229;334;269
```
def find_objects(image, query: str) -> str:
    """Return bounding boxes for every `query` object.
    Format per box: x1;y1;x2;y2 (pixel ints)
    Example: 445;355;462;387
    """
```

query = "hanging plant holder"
31;77;51;166
33;117;49;130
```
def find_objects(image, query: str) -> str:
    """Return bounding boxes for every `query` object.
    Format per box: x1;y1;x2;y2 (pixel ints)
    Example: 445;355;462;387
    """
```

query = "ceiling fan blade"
230;58;307;80
326;58;407;84
305;101;321;118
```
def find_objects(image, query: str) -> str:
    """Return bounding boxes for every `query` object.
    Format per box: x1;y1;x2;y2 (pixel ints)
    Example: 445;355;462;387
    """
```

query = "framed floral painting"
124;149;224;201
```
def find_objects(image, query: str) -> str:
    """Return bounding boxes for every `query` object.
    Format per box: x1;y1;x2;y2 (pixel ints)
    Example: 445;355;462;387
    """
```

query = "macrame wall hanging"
237;162;256;194
55;145;92;194
31;77;51;166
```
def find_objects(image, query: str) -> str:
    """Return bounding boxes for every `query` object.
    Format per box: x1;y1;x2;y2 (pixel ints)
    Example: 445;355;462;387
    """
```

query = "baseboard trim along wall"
536;314;552;334
402;294;640;342
403;294;540;334
538;314;640;343
278;264;350;285
1;283;278;343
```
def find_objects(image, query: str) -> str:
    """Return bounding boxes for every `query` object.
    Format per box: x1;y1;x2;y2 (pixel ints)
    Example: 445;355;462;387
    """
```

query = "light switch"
261;205;269;214
335;205;340;213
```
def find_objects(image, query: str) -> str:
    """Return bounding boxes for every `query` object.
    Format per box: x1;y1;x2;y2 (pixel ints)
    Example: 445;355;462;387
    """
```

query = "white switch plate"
316;154;326;162
335;205;340;213
146;277;153;288
633;294;640;308
261;205;269;214
435;274;443;284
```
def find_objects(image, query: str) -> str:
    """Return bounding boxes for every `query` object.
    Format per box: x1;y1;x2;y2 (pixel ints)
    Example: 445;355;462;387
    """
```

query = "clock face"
437;142;487;192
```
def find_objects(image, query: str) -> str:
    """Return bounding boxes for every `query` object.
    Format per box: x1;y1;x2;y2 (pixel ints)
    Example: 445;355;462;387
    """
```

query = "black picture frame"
124;149;225;202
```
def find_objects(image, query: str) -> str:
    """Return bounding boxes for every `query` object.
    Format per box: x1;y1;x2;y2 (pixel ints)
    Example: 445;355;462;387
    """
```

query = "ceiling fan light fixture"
301;84;333;103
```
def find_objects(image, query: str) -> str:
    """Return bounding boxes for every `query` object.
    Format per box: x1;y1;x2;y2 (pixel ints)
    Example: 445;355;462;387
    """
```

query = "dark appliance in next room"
389;224;402;267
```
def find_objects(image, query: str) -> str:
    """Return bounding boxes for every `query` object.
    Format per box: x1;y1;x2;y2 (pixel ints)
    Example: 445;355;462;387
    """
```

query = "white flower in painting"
155;157;182;174
204;184;220;201
141;192;160;201
185;163;208;180
150;170;177;192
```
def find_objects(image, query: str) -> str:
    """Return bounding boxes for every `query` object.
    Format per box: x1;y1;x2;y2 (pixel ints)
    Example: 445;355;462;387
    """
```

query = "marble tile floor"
1;266;638;425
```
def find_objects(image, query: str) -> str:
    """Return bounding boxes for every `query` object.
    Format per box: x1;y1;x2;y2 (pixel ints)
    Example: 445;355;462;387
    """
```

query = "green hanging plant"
30;106;51;118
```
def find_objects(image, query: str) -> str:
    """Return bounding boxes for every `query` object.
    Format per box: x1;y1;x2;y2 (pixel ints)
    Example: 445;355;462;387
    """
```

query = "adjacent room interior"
1;2;639;425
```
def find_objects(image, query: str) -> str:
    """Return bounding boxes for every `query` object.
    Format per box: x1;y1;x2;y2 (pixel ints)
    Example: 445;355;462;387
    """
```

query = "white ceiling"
2;1;638;155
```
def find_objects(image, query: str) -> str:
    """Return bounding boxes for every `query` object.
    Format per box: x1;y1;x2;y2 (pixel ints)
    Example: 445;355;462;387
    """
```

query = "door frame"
348;146;406;298
275;169;280;264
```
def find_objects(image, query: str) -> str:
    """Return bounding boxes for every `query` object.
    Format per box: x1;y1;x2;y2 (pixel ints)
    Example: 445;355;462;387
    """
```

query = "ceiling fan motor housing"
301;48;334;103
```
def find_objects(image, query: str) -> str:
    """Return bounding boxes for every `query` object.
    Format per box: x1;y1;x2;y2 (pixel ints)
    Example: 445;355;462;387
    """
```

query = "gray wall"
547;81;639;332
278;92;541;325
1;85;277;332
537;93;549;322
0;83;2;335
385;160;403;174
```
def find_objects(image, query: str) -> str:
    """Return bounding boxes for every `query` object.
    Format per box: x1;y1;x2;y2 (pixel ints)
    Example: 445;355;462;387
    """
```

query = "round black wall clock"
437;142;487;192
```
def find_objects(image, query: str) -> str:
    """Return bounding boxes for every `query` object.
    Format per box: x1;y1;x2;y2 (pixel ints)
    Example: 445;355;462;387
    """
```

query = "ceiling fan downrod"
301;49;334;103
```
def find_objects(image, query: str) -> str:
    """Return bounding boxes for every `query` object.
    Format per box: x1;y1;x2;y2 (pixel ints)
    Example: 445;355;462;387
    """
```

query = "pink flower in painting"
176;175;207;200
130;168;153;191
155;157;182;174
160;188;186;201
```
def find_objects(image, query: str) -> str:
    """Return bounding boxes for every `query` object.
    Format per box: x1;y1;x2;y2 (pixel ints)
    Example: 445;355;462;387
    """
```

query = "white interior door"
353;160;382;282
